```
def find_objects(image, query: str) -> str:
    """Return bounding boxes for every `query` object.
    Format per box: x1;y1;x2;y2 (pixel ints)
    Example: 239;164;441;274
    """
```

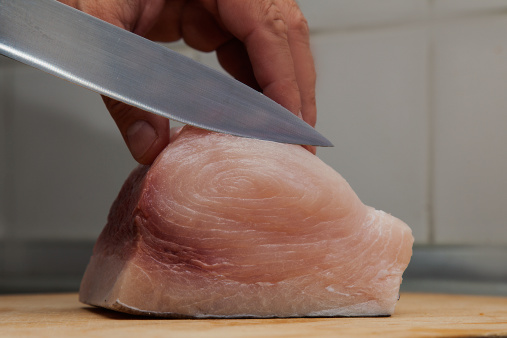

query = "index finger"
212;0;302;115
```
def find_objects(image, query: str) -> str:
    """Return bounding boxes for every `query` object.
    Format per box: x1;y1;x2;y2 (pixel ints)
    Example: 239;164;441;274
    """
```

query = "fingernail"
126;120;157;160
297;110;303;119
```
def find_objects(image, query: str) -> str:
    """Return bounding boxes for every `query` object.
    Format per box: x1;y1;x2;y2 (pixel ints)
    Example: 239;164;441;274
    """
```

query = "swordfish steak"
79;126;413;318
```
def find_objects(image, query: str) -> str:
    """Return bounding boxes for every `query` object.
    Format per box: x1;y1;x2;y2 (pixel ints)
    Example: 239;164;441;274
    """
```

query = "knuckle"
259;1;288;39
290;9;310;37
277;0;310;37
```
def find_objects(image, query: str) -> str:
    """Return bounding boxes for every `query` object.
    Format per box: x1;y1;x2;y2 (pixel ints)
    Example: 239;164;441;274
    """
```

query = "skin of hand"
59;0;317;163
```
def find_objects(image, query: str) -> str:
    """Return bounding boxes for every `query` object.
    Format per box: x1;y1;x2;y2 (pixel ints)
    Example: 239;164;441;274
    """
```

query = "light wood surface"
1;292;507;337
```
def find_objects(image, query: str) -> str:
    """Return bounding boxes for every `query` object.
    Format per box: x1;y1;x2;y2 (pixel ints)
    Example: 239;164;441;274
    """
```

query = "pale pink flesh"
79;126;413;318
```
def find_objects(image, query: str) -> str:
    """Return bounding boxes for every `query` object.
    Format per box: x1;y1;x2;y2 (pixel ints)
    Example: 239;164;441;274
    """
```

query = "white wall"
299;0;507;245
1;1;507;245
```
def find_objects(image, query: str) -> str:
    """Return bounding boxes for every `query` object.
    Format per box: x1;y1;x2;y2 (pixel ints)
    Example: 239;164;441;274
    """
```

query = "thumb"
103;97;170;164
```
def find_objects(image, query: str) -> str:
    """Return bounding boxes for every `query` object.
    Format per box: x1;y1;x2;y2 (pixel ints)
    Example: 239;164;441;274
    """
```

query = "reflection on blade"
0;0;333;147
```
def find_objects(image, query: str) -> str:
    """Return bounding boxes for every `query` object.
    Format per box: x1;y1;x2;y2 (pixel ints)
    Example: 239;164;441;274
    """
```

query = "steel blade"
0;0;332;147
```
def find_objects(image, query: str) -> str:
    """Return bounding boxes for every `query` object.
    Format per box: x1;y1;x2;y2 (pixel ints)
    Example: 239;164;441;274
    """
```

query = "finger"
302;144;316;155
103;97;170;164
186;0;315;152
143;0;187;41
180;1;259;88
181;0;231;52
275;1;316;154
275;0;316;128
213;0;302;115
216;38;260;90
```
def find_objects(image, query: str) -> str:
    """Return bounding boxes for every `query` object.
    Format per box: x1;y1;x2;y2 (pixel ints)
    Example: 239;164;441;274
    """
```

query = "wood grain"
1;293;507;337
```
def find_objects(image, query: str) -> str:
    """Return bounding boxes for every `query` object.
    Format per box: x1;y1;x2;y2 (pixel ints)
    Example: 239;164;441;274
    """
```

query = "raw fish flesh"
80;126;413;318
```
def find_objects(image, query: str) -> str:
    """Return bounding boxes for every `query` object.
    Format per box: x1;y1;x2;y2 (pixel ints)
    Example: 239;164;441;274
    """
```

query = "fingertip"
103;96;170;164
126;119;169;165
126;120;158;163
302;144;317;155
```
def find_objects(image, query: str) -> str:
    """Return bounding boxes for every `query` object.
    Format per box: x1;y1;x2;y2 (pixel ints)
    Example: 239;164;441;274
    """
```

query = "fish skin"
79;126;414;318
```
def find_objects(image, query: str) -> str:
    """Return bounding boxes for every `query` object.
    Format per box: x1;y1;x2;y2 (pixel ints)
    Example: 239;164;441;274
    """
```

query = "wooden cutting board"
1;292;507;337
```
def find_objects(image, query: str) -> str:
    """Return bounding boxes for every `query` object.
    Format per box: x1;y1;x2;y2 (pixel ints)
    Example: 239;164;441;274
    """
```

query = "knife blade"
0;0;333;147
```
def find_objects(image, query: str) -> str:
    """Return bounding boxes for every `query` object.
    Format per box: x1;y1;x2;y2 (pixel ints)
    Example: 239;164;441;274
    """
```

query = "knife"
0;0;332;147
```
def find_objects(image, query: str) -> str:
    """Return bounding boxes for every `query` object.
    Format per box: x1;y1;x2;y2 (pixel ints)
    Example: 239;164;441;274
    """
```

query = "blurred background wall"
1;0;506;294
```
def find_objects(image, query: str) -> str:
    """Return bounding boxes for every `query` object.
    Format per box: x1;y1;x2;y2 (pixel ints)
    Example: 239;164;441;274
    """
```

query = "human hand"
60;0;317;163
